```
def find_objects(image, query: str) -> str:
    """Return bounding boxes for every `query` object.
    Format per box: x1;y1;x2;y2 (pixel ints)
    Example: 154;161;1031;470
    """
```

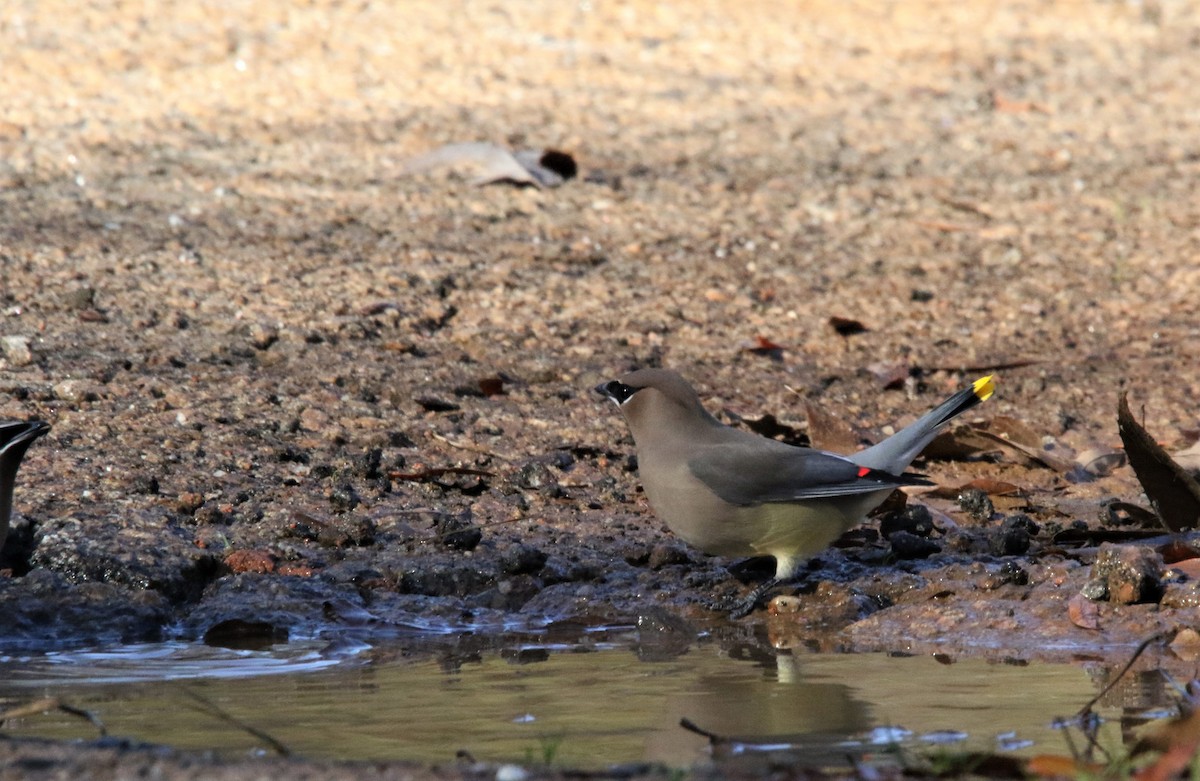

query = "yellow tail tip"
973;375;995;402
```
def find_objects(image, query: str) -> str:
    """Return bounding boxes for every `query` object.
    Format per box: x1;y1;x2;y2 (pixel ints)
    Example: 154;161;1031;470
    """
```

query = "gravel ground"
3;0;1200;776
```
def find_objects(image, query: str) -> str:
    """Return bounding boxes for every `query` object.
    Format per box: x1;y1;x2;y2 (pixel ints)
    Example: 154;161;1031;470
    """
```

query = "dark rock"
998;560;1029;586
181;573;365;640
434;512;482;552
957;488;995;522
130;474;160;495
202;619;289;650
355;448;383;480
500;544;547;575
193;502;228;525
320;514;375;547
31;510;219;602
471;574;543;610
889;530;941;559
416;396;459;412
1082;544;1163;604
989;514;1036;556
0;569;169;652
880;504;934;539
398;561;494;597
328;483;361;512
647;543;691;569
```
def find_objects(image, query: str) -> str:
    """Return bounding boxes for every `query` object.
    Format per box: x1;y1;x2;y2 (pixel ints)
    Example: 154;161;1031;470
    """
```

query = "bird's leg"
719;577;780;619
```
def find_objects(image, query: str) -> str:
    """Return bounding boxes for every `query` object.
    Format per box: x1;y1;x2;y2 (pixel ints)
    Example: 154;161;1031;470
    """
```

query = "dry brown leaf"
805;401;862;454
928;477;1024;499
742;334;785;360
1118;392;1200;532
1166;558;1200;579
923;424;1004;461
828;315;867;336
401;143;577;188
982;415;1043;448
1067;593;1100;630
1076;446;1126;477
972;428;1075;472
867;361;909;390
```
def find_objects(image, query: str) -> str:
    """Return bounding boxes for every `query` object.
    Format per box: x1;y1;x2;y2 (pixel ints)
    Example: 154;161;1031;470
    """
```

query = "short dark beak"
594;381;612;399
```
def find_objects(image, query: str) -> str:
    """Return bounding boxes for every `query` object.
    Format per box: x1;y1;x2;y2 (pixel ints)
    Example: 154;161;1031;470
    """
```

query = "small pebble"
957;487;995;522
496;764;529;781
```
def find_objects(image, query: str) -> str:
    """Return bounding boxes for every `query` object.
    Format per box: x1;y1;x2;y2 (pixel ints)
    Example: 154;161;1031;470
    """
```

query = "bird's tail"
848;376;994;473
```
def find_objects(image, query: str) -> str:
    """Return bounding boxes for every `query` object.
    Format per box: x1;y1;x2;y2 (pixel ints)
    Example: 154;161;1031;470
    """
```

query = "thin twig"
388;465;494;481
175;685;291;757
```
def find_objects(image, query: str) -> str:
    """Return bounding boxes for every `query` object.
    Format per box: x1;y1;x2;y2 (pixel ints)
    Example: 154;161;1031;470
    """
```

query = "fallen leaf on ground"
1105;501;1162;528
1067;593;1101;630
982;415;1042;448
402;143;577;188
928;477;1024;499
1076;446;1126;477
741;334;785;360
828;315;867;336
805;400;863;453
923;424;1004;461
1166;558;1200;579
866;361;909;389
972;428;1075;472
1118;392;1200;532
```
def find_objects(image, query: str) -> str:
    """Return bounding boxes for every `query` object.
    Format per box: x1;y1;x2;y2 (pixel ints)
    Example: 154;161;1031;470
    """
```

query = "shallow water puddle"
0;635;1163;768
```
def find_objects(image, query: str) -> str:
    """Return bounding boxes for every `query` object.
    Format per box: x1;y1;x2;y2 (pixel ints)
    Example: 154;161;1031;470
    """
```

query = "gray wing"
687;438;928;507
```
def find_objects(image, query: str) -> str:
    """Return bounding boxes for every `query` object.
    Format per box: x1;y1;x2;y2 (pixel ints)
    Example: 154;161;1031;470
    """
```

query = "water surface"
0;632;1158;768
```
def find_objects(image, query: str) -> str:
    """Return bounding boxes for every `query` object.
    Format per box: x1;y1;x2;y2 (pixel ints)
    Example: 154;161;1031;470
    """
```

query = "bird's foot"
714;578;780;619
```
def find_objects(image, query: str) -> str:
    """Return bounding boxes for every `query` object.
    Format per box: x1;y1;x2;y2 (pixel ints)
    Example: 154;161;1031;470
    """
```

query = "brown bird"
0;420;50;553
596;369;994;615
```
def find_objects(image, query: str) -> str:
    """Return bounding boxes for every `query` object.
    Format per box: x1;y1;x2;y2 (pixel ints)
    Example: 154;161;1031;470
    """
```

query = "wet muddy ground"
3;0;1200;777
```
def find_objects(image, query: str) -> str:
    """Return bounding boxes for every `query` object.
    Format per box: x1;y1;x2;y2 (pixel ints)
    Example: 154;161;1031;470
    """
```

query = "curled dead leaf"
1118;392;1200;532
828;316;867;336
1067;593;1100;630
402;143;577;188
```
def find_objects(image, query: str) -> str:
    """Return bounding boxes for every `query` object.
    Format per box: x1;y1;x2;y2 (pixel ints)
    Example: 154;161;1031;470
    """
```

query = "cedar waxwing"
596;369;994;615
0;420;50;553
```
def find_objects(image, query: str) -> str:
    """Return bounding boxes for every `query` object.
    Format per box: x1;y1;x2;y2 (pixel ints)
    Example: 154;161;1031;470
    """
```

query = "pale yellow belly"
641;463;888;565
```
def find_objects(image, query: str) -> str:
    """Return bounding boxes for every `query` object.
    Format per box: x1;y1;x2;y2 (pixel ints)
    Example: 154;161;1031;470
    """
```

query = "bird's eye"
604;381;637;404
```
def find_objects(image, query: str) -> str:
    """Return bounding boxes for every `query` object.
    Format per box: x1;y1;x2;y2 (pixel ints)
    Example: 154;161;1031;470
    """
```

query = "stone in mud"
499;543;547;575
1161;579;1200;609
1082;544;1164;604
647;542;691;569
957;487;995;522
506;460;565;497
31;510;219;602
181;572;367;640
434;512;482;551
1;334;34;366
889;529;940;559
397;560;494;597
470;574;542;610
989;514;1038;556
880;504;934;539
0;569;169;652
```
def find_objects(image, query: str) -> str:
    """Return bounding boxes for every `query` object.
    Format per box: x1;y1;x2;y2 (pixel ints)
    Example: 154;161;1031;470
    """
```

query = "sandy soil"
3;0;1200;776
